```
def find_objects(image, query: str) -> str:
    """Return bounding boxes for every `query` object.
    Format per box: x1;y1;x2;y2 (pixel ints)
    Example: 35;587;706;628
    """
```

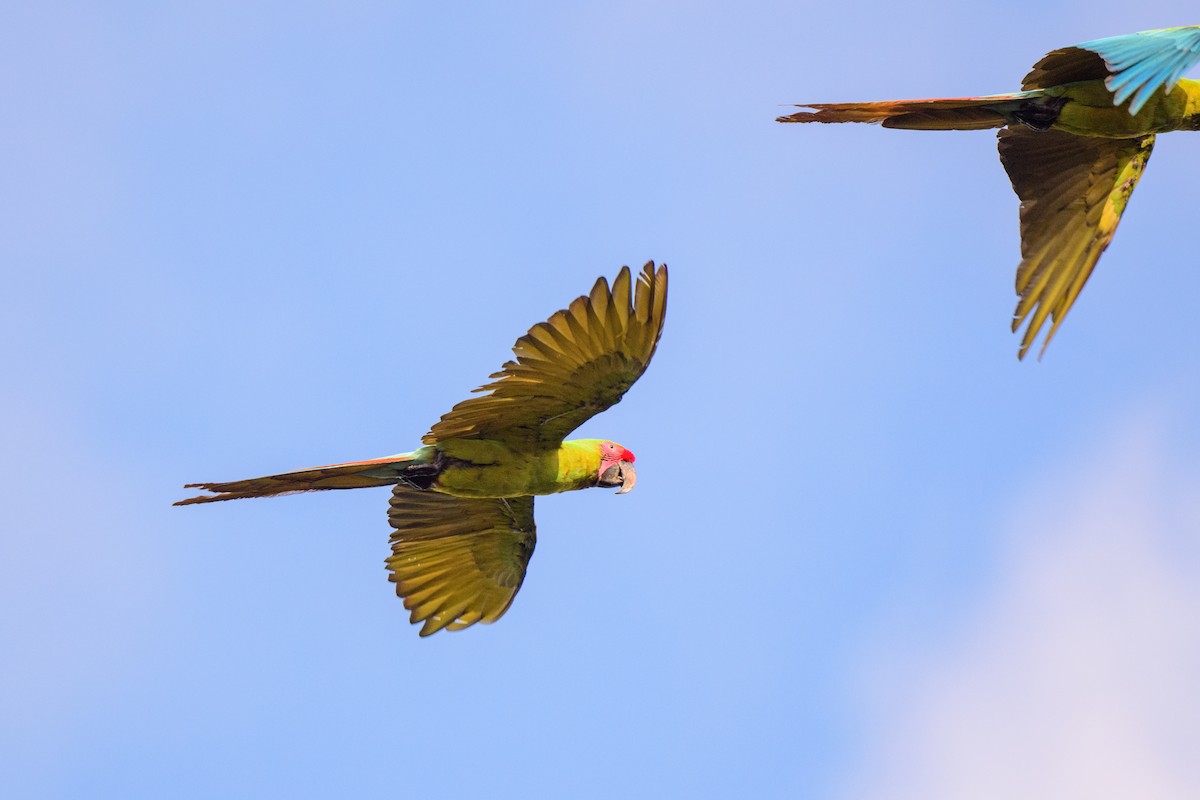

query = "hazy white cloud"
846;416;1200;800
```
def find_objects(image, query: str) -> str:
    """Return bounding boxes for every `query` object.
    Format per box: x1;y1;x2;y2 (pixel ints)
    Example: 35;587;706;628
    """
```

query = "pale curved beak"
615;462;637;494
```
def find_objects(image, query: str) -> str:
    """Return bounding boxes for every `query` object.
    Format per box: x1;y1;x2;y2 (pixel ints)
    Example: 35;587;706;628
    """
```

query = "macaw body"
175;437;632;502
178;263;668;636
779;26;1200;358
430;438;635;497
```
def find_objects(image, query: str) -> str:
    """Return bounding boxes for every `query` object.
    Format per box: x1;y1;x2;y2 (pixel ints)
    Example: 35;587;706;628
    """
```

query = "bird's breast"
1050;80;1192;137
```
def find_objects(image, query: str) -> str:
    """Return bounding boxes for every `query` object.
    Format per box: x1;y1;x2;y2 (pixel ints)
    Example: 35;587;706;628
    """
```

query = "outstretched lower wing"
1023;26;1200;114
386;487;536;636
997;127;1154;359
424;261;668;450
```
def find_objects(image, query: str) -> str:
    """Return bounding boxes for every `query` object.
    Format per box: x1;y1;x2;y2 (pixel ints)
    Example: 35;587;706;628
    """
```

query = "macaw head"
596;440;637;494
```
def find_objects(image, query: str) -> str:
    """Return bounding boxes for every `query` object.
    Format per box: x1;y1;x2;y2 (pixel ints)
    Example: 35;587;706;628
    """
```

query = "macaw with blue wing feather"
779;26;1200;358
177;263;667;636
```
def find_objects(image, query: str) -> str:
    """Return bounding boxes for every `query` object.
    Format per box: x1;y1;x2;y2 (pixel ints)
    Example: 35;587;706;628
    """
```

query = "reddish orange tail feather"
175;453;422;505
776;94;1033;130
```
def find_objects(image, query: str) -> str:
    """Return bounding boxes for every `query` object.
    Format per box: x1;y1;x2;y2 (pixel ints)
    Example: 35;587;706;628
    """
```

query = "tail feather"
776;92;1040;130
175;453;430;505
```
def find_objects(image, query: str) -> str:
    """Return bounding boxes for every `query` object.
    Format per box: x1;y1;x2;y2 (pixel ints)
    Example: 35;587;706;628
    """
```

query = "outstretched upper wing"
423;261;668;450
1023;26;1200;114
997;127;1154;360
386;487;536;636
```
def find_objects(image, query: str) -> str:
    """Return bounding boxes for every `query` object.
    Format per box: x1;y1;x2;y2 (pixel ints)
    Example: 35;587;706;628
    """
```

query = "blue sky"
4;2;1200;797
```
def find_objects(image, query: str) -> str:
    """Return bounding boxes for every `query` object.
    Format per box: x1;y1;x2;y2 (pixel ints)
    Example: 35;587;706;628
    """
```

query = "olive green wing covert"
998;127;1154;359
423;261;668;450
386;487;536;636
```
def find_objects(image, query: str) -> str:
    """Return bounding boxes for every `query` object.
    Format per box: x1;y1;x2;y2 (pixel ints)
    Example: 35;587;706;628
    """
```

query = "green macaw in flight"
778;25;1200;358
177;262;668;636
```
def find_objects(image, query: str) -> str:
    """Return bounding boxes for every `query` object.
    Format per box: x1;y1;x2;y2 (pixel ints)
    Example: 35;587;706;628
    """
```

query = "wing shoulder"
1025;27;1200;113
1022;46;1111;90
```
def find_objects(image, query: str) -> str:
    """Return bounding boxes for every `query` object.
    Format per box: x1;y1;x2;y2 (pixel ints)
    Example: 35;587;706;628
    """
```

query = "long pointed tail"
175;452;433;505
776;92;1040;130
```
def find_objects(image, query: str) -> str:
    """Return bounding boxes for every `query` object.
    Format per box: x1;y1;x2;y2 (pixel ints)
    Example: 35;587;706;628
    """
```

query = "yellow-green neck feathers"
553;439;609;491
1181;78;1200;128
